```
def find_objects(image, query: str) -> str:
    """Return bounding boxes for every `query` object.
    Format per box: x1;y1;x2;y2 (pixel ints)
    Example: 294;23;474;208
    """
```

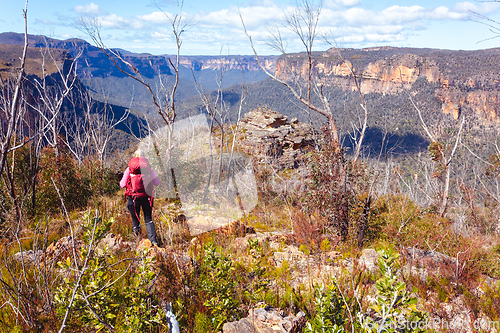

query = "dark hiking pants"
127;196;158;244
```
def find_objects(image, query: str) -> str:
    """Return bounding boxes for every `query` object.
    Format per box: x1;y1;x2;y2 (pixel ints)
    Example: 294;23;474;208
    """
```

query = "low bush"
197;243;240;331
54;212;166;332
301;129;371;243
36;146;92;214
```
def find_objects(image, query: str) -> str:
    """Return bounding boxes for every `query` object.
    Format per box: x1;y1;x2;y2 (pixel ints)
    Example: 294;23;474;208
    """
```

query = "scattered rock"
136;239;192;269
187;215;231;236
13;250;43;264
43;236;82;267
358;248;379;272
404;247;456;268
273;245;309;265
223;305;306;333
403;247;457;280
186;216;254;237
97;233;134;255
476;275;500;297
271;245;342;288
325;251;341;260
439;295;475;333
13;236;84;268
356;247;459;279
190;237;200;247
233;232;296;252
233;233;269;251
214;220;256;236
137;238;154;253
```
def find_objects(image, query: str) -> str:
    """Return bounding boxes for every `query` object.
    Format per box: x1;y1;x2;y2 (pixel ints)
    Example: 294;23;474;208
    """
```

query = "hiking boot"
145;221;158;246
132;227;142;241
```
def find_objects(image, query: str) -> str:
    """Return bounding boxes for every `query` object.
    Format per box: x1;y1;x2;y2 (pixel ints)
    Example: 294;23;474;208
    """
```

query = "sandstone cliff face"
274;47;500;122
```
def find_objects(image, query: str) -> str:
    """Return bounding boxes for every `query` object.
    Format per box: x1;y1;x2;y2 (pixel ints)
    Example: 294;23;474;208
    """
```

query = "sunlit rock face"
237;107;315;170
274;47;500;122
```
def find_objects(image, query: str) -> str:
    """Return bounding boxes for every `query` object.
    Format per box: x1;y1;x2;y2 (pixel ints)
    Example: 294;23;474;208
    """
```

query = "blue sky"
2;0;500;55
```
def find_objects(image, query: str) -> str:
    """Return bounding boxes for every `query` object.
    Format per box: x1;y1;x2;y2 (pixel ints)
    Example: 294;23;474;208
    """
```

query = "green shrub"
54;212;165;332
374;194;466;256
193;312;213;333
198;243;240;331
36;147;91;214
358;246;427;333
244;238;270;304
305;283;348;333
301;129;370;242
79;158;120;197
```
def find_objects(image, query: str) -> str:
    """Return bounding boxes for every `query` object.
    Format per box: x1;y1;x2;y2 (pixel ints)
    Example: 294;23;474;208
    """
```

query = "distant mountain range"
2;32;500;159
0;32;276;119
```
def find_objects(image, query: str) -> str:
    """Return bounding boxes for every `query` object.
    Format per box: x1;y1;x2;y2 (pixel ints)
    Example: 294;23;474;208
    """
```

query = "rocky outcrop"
237;108;314;170
223;305;306;333
403;246;457;281
358;248;379;272
271;244;343;288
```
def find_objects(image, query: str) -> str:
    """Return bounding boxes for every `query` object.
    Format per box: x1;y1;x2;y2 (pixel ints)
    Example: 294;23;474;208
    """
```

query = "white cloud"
139;11;171;24
249;0;279;7
364;33;405;42
197;5;283;30
127;45;162;49
73;3;101;15
324;0;362;10
151;30;172;41
379;5;426;24
96;14;149;30
340;35;365;43
340;0;362;6
99;14;127;29
71;0;500;54
428;6;466;20
321;3;476;28
453;1;500;14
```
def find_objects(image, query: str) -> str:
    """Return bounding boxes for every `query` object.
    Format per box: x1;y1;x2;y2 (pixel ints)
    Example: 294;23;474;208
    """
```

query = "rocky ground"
14;222;499;333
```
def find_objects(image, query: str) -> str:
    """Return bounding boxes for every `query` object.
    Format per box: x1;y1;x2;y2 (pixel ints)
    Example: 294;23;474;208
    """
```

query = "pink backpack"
126;157;153;198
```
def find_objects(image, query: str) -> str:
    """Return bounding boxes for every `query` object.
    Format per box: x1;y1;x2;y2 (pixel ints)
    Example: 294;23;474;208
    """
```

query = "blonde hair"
133;150;145;158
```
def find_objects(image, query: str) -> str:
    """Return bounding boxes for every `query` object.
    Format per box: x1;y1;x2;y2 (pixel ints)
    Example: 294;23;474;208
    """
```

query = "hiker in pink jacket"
120;152;160;245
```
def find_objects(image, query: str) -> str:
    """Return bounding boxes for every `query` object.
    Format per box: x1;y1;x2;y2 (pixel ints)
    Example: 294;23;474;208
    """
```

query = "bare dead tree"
0;6;60;327
60;112;90;164
332;49;368;162
241;0;368;159
241;2;342;149
78;2;188;203
411;95;465;217
28;44;81;157
241;0;372;240
191;53;250;206
0;1;29;177
77;2;187;128
64;89;129;163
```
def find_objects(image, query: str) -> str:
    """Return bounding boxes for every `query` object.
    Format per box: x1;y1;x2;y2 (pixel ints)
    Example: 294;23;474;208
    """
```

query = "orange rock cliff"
274;47;500;122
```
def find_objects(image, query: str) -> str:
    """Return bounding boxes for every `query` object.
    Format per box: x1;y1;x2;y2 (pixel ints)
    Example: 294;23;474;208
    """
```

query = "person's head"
133;150;145;158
